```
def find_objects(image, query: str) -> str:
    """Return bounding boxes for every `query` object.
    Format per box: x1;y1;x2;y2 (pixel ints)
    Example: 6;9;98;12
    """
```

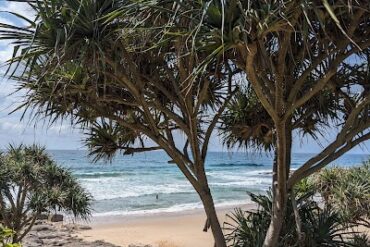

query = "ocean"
48;150;369;217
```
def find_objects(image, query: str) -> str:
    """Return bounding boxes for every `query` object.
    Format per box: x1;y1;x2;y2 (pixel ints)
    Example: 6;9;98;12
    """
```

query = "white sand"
77;204;255;247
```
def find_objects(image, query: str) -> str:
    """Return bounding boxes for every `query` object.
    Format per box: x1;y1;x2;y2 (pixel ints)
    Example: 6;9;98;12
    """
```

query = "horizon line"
42;149;369;156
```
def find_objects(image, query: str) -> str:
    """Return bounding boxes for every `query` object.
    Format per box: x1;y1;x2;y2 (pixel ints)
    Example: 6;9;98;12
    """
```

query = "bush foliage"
0;225;20;247
0;145;92;243
312;162;370;226
225;162;370;247
224;191;357;247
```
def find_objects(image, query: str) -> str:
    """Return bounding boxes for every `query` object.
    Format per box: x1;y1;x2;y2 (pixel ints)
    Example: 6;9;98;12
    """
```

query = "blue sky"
0;1;368;153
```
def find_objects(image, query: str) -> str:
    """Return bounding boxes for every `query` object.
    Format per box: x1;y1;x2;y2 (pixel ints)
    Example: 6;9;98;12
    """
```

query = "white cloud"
0;117;81;137
0;120;24;133
0;79;22;114
49;124;76;135
0;44;13;64
0;2;85;150
0;3;29;61
0;79;17;95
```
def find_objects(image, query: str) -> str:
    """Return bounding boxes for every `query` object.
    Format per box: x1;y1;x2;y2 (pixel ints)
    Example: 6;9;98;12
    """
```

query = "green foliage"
312;162;370;227
0;0;234;161
294;177;316;198
0;145;92;243
225;208;268;247
220;88;274;151
348;234;370;247
1;1;369;246
0;225;21;247
226;163;370;247
224;190;356;247
220;86;342;151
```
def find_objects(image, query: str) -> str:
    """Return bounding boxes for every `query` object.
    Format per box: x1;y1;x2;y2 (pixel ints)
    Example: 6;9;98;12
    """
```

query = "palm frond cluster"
1;0;369;164
220;87;274;150
1;1;370;246
224;191;354;247
225;165;370;247
311;162;370;227
1;0;238;161
0;145;92;243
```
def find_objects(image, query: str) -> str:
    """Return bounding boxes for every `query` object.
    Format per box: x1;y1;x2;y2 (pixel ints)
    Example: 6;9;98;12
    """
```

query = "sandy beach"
77;204;370;247
78;204;255;247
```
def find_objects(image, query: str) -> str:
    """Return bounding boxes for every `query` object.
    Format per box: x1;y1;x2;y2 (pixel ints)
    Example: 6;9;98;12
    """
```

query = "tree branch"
287;93;370;186
288;130;370;188
244;43;279;121
291;190;305;246
201;87;238;160
286;40;370;117
287;9;367;105
121;146;162;155
17;214;38;242
151;100;190;136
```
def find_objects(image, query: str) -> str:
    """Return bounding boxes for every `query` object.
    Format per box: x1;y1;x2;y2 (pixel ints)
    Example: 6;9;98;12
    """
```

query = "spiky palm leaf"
224;189;357;247
0;145;92;243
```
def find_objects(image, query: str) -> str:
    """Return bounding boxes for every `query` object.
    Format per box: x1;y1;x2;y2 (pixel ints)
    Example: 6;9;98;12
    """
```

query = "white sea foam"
83;182;194;201
207;171;273;184
210;178;271;187
47;150;367;217
92;199;249;217
81;169;273;201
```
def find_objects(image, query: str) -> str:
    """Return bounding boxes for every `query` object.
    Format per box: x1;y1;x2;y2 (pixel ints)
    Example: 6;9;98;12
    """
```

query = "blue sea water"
47;151;369;216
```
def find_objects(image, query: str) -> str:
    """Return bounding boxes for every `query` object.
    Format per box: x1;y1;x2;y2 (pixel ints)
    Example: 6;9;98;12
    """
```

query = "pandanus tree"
2;1;370;246
0;1;238;245
0;145;91;243
201;1;370;246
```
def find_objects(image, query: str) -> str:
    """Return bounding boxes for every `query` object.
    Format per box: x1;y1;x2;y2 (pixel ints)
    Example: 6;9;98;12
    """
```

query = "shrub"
0;225;20;247
0;145;92;243
224;189;356;247
347;234;370;247
312;162;370;226
225;162;370;247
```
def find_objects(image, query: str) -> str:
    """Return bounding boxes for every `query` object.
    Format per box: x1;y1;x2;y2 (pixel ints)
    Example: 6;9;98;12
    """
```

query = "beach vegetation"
306;162;370;227
0;1;238;246
1;0;370;246
348;234;370;247
0;145;91;243
225;163;370;246
207;1;370;246
225;181;369;247
0;225;20;247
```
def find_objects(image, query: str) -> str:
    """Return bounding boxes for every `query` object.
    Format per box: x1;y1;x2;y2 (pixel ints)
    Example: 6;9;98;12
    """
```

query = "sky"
0;1;83;150
0;1;368;154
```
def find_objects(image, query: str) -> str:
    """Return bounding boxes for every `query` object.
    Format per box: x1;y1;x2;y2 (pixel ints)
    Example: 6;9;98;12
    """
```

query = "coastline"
77;203;256;247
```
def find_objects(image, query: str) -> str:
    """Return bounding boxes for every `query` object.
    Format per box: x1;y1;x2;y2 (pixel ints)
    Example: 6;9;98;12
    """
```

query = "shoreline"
89;199;251;221
77;203;256;247
88;202;254;226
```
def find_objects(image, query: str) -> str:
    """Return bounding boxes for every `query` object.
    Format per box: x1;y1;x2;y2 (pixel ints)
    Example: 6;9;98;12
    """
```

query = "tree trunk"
199;187;227;247
263;122;289;247
165;150;225;246
263;187;286;247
